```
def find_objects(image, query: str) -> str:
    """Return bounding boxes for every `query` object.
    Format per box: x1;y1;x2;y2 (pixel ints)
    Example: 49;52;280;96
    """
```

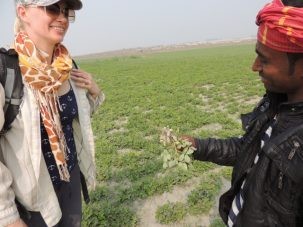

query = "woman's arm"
0;83;26;227
0;162;25;226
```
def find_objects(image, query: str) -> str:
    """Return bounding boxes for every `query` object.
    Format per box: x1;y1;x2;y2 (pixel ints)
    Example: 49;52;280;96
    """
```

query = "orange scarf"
256;0;303;53
14;32;72;181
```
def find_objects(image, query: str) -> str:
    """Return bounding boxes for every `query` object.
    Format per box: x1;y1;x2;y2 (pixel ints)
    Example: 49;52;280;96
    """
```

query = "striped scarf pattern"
227;117;276;227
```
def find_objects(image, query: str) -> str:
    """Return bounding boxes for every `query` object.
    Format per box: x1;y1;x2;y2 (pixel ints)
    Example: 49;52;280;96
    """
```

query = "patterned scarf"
14;32;72;181
256;0;303;53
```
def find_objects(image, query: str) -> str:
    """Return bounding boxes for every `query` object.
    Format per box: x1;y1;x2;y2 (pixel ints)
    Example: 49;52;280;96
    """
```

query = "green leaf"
168;160;177;168
159;127;195;170
186;149;195;155
176;144;182;150
162;152;171;162
178;154;185;161
163;162;168;169
184;155;191;164
178;162;188;170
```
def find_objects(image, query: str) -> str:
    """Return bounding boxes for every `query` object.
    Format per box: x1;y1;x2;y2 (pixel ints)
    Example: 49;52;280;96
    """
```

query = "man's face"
252;41;303;102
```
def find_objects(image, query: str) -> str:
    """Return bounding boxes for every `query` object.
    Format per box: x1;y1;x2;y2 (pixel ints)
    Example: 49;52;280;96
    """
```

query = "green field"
78;43;265;227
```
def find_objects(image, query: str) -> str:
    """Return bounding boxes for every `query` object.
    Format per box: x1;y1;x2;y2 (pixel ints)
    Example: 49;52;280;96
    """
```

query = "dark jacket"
194;92;303;227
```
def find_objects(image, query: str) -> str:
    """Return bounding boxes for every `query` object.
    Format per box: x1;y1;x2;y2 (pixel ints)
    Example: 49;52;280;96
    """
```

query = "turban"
256;0;303;53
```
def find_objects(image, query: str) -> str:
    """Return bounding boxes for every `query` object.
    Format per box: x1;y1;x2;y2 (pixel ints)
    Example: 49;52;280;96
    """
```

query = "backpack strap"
80;171;90;204
72;59;79;69
72;58;91;204
0;48;23;134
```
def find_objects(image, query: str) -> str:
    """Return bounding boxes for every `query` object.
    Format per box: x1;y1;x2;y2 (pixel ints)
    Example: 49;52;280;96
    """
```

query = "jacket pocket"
265;194;296;227
264;135;303;184
264;161;298;227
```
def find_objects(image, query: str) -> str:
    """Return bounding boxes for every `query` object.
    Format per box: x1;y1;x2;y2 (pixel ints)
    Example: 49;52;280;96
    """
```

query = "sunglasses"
26;3;76;23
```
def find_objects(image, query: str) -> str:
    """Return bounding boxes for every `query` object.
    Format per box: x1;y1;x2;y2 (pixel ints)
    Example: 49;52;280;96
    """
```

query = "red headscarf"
256;0;303;53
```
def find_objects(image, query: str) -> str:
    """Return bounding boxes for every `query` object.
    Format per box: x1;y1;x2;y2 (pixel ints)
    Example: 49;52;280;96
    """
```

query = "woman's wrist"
89;87;101;99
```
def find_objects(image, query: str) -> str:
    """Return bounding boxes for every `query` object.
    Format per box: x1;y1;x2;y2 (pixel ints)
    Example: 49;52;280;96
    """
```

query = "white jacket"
0;80;104;227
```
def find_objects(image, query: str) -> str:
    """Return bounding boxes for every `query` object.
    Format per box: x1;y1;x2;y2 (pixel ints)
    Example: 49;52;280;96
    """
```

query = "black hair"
282;0;303;7
281;1;303;74
286;53;303;75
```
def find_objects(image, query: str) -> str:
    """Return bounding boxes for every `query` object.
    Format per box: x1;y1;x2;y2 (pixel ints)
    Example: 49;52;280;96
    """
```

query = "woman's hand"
70;69;101;99
6;219;27;227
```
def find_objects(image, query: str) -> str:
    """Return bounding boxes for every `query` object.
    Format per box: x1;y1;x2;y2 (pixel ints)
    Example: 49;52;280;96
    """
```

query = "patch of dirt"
134;177;202;227
193;123;223;135
200;84;215;90
198;94;210;103
144;135;154;141
117;148;143;154
222;82;231;86
108;127;128;134
134;167;227;227
227;114;241;125
194;105;209;112
240;96;261;105
107;179;132;189
202;123;223;131
108;116;129;134
208;177;231;224
143;109;153;114
114;116;129;127
215;104;226;112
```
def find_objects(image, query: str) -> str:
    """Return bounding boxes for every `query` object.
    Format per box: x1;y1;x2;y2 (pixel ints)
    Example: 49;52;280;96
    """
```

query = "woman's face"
17;1;70;51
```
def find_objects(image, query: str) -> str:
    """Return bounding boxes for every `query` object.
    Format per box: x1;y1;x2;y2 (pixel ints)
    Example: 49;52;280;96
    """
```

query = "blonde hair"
14;2;26;35
14;17;24;34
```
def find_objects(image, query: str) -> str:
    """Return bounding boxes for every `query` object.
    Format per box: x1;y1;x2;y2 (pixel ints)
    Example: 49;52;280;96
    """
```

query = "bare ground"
134;168;230;227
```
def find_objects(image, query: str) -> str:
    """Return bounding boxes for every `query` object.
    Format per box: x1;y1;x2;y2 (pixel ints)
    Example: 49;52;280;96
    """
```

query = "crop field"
78;43;265;227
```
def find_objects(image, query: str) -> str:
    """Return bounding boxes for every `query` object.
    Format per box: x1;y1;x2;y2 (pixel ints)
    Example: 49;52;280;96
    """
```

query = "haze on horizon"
1;0;269;56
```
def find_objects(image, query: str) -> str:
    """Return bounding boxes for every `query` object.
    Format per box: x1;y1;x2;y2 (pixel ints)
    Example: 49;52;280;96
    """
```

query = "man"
184;0;303;226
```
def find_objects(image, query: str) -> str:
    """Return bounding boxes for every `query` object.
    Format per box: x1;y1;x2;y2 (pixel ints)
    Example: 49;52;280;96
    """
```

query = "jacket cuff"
0;204;20;227
193;137;203;160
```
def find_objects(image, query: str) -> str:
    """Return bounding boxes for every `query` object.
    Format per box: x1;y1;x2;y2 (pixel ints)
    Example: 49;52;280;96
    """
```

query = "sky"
1;0;269;56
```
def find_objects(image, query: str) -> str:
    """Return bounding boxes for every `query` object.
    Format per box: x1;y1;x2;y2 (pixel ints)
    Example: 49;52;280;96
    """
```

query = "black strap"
80;171;90;204
15;199;31;221
72;59;90;204
72;59;79;69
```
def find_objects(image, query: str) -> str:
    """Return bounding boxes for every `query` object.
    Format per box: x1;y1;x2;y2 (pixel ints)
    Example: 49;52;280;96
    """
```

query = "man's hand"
179;135;197;150
160;127;196;170
6;219;27;227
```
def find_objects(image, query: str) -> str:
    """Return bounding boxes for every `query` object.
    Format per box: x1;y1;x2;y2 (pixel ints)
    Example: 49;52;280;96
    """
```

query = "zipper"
278;141;300;189
288;140;300;160
278;171;283;189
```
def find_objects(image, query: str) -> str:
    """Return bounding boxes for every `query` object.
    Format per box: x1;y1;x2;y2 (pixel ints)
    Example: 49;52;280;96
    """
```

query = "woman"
0;0;104;226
